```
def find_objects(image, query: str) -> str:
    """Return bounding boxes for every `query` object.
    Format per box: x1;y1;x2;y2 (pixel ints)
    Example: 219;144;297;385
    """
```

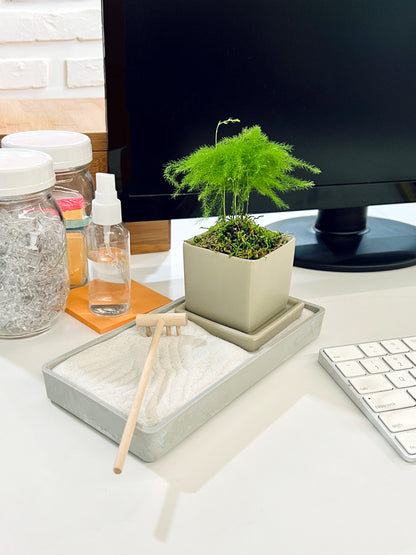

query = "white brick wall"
0;0;104;98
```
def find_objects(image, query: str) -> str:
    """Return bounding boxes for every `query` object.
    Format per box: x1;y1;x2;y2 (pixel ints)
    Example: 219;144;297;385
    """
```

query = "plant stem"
215;117;240;146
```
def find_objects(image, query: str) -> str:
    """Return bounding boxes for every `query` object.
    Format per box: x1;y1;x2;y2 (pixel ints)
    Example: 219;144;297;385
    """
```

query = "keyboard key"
349;374;392;394
360;357;389;374
407;352;416;365
383;354;414;371
403;337;416;351
396;430;416;455
324;345;363;362
358;342;387;357
407;386;416;401
381;339;409;354
336;360;366;377
380;406;416;432
364;390;415;412
386;371;416;388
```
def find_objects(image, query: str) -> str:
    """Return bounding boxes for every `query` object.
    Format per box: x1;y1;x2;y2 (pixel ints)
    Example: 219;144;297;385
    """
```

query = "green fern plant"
164;119;321;259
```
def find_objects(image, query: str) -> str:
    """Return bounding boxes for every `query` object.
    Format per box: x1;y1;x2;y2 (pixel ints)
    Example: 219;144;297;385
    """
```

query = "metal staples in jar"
0;149;70;338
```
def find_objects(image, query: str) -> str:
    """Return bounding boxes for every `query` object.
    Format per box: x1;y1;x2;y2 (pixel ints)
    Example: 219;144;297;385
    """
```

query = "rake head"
135;312;188;336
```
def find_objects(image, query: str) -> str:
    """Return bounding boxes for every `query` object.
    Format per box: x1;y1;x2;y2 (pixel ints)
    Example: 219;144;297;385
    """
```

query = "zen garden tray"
42;297;324;462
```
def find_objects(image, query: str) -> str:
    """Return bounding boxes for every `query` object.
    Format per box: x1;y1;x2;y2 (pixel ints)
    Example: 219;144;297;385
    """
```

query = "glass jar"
0;149;70;338
1;130;95;217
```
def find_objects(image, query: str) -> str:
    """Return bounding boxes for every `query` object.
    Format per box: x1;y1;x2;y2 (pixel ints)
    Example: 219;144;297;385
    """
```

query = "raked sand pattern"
53;321;252;427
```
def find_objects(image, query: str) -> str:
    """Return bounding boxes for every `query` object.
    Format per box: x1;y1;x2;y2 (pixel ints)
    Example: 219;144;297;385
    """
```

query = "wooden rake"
113;312;188;474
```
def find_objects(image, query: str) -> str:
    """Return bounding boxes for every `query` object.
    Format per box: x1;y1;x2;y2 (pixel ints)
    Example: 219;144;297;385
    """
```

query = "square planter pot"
183;235;295;333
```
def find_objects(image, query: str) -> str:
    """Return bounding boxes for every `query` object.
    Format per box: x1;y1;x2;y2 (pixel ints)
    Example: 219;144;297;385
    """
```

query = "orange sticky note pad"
65;280;171;334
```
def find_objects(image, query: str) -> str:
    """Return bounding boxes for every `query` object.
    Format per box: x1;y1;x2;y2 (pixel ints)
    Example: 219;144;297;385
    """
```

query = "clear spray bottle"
86;172;131;316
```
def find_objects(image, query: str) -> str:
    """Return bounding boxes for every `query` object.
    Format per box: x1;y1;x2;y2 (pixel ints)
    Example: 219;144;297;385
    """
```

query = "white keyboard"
318;336;416;462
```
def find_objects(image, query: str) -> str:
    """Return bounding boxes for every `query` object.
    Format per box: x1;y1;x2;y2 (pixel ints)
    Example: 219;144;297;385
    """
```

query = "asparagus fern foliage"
163;119;321;259
164;119;320;221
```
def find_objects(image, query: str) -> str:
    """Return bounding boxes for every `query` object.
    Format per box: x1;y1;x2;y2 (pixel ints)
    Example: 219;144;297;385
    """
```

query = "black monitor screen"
102;0;416;270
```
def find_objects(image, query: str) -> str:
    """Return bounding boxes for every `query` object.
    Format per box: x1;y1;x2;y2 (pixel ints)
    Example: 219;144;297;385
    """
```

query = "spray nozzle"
91;173;122;225
95;173;117;199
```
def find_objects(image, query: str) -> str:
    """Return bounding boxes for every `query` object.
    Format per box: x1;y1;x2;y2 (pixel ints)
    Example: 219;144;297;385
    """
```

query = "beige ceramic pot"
183;235;295;333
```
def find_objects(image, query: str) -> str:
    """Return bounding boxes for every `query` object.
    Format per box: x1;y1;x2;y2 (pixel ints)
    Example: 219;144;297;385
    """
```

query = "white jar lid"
0;149;55;196
1;130;93;170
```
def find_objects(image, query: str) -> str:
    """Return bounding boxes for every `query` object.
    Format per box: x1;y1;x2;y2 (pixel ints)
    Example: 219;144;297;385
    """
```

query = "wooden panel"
0;98;106;148
0;98;108;179
0;98;171;253
125;221;171;254
89;150;108;177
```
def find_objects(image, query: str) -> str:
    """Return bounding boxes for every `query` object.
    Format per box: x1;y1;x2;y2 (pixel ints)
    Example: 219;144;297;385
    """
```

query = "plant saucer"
175;297;305;351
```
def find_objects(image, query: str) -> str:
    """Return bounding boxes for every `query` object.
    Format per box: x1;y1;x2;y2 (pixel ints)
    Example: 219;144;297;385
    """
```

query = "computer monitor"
102;0;416;271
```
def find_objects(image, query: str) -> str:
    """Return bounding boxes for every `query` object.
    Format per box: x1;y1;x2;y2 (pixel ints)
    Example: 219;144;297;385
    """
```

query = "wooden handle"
113;318;166;474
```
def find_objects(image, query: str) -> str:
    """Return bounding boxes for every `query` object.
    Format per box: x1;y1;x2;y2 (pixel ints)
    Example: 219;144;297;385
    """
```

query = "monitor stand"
266;207;416;272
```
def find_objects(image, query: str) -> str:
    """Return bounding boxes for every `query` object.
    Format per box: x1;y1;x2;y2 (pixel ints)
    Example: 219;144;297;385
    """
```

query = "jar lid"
1;130;93;170
0;149;55;196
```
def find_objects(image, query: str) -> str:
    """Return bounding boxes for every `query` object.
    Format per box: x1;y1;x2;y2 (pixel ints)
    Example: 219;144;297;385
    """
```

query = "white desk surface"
1;206;416;555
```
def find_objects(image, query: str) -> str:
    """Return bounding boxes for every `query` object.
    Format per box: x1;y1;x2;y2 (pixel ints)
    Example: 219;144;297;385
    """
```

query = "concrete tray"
42;297;324;462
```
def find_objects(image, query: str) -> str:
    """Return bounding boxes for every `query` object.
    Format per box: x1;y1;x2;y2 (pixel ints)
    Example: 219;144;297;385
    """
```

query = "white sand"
53;321;252;427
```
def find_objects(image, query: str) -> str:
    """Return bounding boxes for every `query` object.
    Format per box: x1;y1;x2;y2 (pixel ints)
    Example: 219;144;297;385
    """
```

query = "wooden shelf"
0;98;170;254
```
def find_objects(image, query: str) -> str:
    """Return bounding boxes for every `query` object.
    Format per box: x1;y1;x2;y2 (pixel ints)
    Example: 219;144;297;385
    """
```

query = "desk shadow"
146;351;320;542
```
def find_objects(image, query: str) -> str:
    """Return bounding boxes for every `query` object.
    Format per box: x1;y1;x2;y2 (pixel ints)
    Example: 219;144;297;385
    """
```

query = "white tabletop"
1;206;416;555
